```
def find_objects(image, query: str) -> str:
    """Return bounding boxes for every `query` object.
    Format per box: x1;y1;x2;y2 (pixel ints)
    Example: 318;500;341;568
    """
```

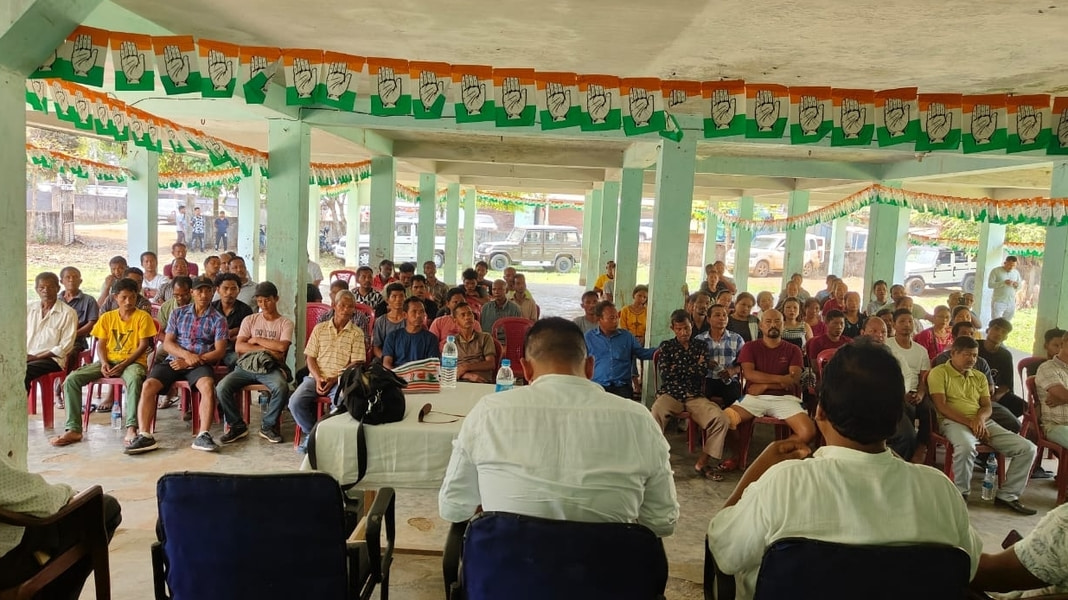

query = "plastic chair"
449;511;666;600
651;349;704;454
1017;356;1047;393
493;338;504;372
353;303;376;363
84;318;164;433
926;404;1006;487
306;302;333;344
814;348;838;381
329;269;359;285
490;317;535;382
0;486;112;600
705;535;971;600
293;395;334;449
1023;376;1067;505
27;370;65;429
152;472;394;600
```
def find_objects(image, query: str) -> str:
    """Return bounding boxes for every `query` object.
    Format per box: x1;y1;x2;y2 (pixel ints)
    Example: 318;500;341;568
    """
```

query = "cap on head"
190;276;215;291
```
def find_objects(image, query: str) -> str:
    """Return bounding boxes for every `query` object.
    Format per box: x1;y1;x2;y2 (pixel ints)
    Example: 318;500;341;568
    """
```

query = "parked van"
725;233;826;278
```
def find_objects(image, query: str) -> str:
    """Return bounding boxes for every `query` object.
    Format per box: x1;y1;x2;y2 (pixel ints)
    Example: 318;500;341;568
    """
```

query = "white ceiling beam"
692;156;880;181
623;142;660;169
393;140;624;169
435;162;605;182
643;170;795;192
458;176;594;194
878;155;1052;181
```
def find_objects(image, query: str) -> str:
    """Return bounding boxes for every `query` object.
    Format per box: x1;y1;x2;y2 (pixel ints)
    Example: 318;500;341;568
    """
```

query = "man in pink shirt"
430;287;481;350
806;310;852;364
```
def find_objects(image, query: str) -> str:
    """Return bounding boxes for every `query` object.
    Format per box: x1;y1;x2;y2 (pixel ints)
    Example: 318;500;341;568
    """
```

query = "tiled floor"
23;399;1061;600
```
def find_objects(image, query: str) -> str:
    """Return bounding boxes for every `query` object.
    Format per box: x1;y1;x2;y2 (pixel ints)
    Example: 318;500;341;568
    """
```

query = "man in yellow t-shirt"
593;260;615;299
53;278;157;448
928;335;1036;514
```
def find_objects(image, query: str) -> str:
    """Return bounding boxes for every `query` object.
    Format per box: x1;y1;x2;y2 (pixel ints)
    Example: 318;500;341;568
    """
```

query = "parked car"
639;218;654;242
903;246;977;295
475;225;582;273
333;217;446;267
725;233;826;278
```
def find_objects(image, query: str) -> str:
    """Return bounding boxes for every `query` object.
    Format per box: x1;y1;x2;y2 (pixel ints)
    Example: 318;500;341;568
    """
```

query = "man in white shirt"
1032;328;1068;449
988;256;1021;322
708;341;983;600
439;317;679;537
26;272;78;391
886;308;932;460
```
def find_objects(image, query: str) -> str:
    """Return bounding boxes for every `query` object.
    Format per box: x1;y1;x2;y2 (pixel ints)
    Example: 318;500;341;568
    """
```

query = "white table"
300;382;489;490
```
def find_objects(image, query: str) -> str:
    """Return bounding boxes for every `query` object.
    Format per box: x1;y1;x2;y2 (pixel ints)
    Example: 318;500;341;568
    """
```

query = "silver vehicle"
903;246;977;295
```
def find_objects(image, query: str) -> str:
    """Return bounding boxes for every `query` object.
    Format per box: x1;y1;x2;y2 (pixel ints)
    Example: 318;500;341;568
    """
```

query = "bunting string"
26;143;130;182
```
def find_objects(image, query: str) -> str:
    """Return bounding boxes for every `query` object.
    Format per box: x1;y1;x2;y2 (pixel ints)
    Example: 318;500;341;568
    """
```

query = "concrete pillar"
863;181;909;297
445;183;460;283
782;190;810;288
266;120;310;371
732;197;755;292
1035;162;1068;354
417;173;437;266
826;217;848;278
307;184;320;263
578;190;593;287
599;180;620;273
347;180;368;266
462;187;476;270
703;205;719;266
615;168;643;308
974;222;1006;325
643;136;697;405
584;188;604;289
126;144;159;258
369;156;396;267
237;171;262;280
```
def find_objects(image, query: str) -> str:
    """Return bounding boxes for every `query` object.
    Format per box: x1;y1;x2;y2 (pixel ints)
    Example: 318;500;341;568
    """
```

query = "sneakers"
219;423;249;444
259;428;283;444
191;432;219;452
125;434;158;455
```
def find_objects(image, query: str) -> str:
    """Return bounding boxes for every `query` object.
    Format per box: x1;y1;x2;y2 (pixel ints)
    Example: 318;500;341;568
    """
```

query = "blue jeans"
216;367;289;430
287;376;339;435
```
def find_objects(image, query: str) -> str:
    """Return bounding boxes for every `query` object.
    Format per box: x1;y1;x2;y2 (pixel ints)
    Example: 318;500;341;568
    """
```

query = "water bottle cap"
501;359;511;366
447;335;455;342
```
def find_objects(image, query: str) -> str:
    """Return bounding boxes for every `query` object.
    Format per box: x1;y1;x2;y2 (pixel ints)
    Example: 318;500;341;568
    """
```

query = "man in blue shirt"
584;300;657;399
383;297;440;368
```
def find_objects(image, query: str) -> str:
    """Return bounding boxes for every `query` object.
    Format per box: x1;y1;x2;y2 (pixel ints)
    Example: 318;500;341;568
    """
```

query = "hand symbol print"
418;71;443;108
1016;106;1042;144
971;104;997;144
798;96;824;135
293;58;317;99
461;74;486;115
163;45;190;87
587;84;610;124
841;98;866;139
546;82;571;122
325;62;352;100
377;66;402;108
884;98;910;137
754;89;780;132
208;50;232;91
119;42;145;84
71;34;98;77
926;102;952;144
502;77;527;119
711;89;736;130
629;88;654;127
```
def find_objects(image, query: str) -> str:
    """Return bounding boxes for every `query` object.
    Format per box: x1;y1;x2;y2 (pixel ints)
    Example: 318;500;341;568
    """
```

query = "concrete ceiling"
47;0;1068;200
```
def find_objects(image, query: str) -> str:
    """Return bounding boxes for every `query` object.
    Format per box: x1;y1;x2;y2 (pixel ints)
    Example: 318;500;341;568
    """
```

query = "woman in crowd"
803;297;827;338
619;284;648;345
726;292;759;341
841;291;866;338
756;291;775;315
867;280;889;315
914;305;953;360
780;296;812;351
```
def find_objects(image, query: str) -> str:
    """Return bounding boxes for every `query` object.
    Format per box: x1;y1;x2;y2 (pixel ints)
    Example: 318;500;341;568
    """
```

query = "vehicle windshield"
506;229;526;242
907;247;939;264
751;237;782;250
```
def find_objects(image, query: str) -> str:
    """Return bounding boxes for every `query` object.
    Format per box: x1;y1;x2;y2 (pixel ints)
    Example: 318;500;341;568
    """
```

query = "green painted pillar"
973;221;1006;325
0;68;28;466
599;180;621;273
462;187;476;271
615;168;643;308
703;205;719;266
445;183;461;283
418;173;437;266
863;181;909;297
126;144;159;258
307;184;320;263
826;217;848;278
237;171;262;279
343;182;359;267
783;190;810;287
584;188;604;288
732;197;755;292
643;137;697;404
578;190;593;287
1035;163;1068;354
369;156;396;267
266;120;311;370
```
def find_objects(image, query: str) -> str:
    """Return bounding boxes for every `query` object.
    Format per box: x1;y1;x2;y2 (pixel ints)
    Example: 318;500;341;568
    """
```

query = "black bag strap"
306;411;368;490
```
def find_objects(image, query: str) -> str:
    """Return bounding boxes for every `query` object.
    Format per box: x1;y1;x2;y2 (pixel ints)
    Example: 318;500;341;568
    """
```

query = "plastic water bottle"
440;335;458;389
111;404;122;430
495;359;515;393
981;455;998;501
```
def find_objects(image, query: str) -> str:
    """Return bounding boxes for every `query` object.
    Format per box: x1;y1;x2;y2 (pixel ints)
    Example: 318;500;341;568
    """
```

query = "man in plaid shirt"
651;310;731;481
696;305;745;406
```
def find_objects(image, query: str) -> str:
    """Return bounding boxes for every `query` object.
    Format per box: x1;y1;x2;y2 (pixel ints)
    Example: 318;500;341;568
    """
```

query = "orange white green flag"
620;78;665;136
537;72;581;130
153;36;202;95
452;65;495;123
64;26;109;86
745;84;788;139
875;88;920;146
410;62;451;119
108;102;129;141
789;86;832;144
316;52;364;111
579;75;622;131
661;80;701;142
962;94;1007;153
702;80;745;138
110;33;155;91
282;49;324;106
368;58;412;116
830;89;874;146
26;80;48;112
1006;95;1051;153
198;40;239;98
239;46;281;105
915;93;962;152
494;68;537;127
1049;97;1068;155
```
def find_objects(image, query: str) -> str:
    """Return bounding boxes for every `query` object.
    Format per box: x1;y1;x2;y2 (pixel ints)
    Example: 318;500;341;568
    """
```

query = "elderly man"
26;272;78;392
988;255;1021;321
929;336;1037;513
450;302;497;383
439;317;678;536
127;276;228;454
225;256;258;306
723;310;815;444
510;273;538;321
431;288;482;348
382;297;440;369
372;259;395;291
585;300;657;399
572;290;600;335
59;266;99;365
216;282;294;445
480;279;521;331
1034;329;1068;451
709;341;982;600
289;290;366;452
423;260;450;306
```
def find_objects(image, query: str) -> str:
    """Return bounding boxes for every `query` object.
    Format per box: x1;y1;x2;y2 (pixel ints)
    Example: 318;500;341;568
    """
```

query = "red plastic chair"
329;269;358;285
305;303;332;344
293;395;333;449
27;369;66;429
651;349;704;454
814;348;838;381
1017;356;1047;393
493;338;505;372
1023;376;1067;505
733;377;800;469
490;317;535;382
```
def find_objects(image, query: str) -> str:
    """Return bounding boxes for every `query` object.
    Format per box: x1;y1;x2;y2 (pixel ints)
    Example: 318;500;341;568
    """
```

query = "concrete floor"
24;398;1062;600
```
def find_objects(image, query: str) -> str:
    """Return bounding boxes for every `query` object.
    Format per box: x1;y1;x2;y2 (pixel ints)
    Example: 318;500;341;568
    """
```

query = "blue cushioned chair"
152;472;394;600
450;511;667;600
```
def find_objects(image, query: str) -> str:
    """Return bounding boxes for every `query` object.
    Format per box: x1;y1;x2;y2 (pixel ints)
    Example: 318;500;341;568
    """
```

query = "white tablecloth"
300;382;490;490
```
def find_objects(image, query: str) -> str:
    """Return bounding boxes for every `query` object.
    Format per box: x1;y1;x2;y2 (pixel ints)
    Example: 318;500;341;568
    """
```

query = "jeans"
214;231;228;251
190;232;205;251
216;367;289;430
63;362;146;432
287;376;339;435
940;419;1036;500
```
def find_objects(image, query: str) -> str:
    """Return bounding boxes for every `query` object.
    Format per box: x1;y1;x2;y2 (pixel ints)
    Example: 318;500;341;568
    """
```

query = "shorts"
147;361;215;390
734;394;806;420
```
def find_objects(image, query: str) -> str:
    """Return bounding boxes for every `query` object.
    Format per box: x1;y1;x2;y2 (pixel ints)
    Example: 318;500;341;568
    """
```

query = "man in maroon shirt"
724;309;815;443
806;309;852;364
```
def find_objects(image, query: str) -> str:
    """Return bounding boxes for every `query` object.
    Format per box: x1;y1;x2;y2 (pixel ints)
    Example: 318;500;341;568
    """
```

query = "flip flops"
49;431;83;447
695;464;725;482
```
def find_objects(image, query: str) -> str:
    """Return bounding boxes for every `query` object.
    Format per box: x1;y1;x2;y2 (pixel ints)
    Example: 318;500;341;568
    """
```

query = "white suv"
726;233;826;278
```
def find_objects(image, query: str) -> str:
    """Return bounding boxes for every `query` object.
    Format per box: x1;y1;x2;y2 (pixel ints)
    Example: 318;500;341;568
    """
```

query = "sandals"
158;396;178;410
695;464;724;482
49;431;83;447
94;403;114;413
713;459;739;473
